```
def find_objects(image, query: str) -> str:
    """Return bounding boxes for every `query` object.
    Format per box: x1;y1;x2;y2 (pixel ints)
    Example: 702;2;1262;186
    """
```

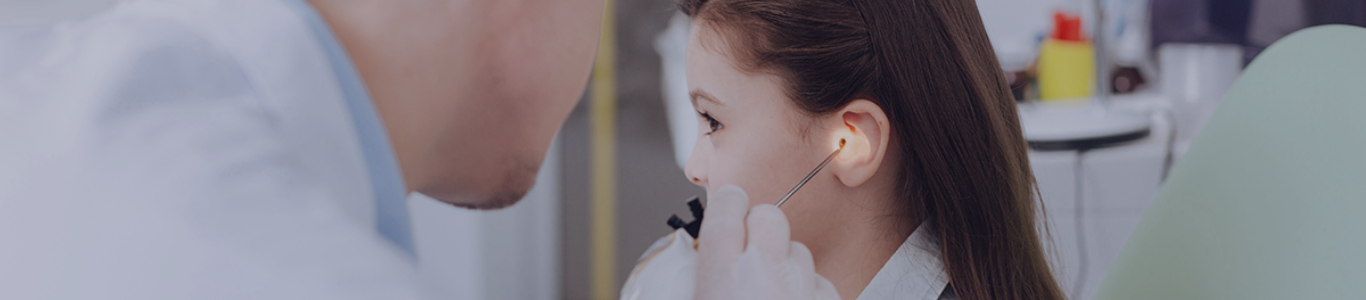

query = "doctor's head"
677;0;1063;299
309;0;604;209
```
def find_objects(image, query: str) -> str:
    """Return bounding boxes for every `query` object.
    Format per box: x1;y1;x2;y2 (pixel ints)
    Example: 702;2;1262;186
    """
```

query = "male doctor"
0;0;835;299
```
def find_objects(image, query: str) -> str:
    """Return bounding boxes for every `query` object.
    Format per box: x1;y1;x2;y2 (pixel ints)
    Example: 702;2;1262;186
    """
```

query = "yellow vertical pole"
589;0;618;299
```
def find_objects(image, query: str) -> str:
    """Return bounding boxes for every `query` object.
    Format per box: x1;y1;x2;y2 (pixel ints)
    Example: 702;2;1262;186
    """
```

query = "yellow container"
1037;38;1095;101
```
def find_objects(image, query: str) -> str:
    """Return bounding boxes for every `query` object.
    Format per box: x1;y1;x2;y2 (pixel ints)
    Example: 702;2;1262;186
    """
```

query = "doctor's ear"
828;100;891;188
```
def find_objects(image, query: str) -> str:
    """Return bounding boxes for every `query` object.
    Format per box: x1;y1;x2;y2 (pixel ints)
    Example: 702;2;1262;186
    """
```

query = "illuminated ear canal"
831;99;890;188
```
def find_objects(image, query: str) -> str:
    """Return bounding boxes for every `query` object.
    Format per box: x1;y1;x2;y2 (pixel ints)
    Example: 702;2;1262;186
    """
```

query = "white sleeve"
0;12;443;300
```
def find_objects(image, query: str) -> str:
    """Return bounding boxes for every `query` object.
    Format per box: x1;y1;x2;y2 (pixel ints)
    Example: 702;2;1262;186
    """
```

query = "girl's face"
682;25;853;240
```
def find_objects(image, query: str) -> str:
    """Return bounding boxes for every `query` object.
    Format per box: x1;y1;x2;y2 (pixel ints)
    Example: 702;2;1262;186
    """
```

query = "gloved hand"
618;185;839;300
694;185;840;300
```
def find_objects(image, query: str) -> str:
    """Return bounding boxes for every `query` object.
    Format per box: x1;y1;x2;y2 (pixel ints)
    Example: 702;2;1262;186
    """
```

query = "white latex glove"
618;185;839;300
695;185;840;300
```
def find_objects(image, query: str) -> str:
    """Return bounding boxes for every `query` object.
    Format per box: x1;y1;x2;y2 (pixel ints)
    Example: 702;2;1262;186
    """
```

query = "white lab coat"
0;0;436;298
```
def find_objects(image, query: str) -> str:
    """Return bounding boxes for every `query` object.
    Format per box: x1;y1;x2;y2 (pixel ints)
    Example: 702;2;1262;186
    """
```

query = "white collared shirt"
855;224;955;300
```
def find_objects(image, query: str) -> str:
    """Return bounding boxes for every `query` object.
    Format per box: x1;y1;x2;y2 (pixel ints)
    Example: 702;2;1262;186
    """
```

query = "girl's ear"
829;99;891;188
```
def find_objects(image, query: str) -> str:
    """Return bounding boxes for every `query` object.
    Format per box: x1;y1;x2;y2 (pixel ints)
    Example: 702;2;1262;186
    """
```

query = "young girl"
673;0;1064;299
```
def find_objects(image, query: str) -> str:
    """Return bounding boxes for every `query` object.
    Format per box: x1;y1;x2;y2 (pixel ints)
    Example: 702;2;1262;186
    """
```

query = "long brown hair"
676;0;1064;299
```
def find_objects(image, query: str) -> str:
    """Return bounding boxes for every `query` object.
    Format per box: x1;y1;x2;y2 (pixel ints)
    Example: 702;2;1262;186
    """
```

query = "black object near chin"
666;196;704;238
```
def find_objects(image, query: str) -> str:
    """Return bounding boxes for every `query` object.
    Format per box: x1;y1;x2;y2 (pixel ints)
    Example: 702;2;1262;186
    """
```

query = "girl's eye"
699;111;724;134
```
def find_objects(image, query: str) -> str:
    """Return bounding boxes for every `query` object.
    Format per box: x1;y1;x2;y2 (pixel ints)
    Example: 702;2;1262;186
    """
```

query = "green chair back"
1094;25;1366;300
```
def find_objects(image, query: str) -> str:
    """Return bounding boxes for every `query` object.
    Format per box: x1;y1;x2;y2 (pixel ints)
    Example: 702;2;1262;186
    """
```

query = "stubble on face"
445;157;540;210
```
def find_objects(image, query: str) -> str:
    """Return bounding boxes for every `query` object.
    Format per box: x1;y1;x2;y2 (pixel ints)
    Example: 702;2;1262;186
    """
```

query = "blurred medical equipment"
1038;11;1097;101
1095;24;1366;300
1011;4;1158;298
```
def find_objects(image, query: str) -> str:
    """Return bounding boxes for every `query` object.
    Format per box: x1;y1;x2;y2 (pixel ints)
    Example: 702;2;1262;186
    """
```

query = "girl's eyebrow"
690;89;724;107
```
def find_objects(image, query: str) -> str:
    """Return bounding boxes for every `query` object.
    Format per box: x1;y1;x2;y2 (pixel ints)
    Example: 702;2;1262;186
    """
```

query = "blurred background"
3;0;1363;299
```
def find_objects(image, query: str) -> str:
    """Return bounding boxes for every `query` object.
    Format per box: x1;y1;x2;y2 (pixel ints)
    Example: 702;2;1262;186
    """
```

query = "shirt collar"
855;222;950;300
279;0;416;257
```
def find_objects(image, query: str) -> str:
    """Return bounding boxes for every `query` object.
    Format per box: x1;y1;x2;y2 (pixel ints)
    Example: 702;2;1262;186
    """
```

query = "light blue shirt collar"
281;0;416;257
